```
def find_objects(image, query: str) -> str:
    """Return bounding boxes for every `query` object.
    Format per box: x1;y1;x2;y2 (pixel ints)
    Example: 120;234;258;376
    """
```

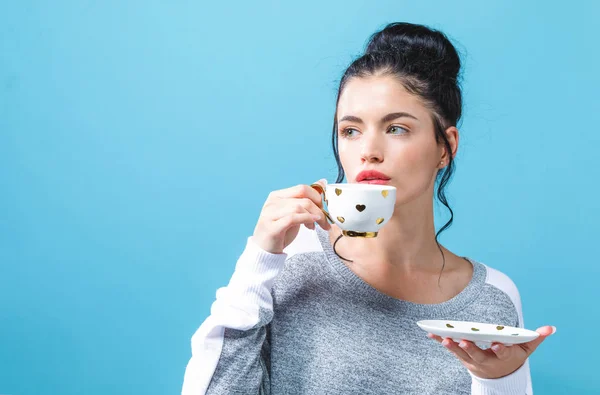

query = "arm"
181;236;287;395
181;181;329;394
470;274;533;395
469;357;532;395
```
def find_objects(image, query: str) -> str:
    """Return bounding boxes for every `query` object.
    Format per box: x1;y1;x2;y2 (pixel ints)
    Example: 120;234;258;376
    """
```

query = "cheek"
390;143;439;200
337;140;360;170
390;142;436;170
396;146;422;166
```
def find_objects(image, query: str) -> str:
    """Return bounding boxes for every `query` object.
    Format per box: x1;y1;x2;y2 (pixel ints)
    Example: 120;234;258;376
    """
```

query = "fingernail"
551;326;557;335
491;345;501;352
458;343;466;349
319;178;328;185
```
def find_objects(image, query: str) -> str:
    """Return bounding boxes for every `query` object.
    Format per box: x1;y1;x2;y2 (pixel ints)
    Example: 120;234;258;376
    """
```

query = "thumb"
310;179;328;194
315;178;327;187
521;325;556;355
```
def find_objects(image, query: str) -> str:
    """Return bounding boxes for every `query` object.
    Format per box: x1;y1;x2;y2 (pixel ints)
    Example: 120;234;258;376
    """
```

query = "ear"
440;126;459;163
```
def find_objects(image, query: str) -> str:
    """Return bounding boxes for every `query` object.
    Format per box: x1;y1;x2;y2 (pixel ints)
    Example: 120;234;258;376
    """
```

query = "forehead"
337;75;429;120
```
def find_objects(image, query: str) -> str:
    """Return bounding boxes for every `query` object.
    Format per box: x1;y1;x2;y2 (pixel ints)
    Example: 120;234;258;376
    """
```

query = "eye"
340;128;360;138
388;125;408;135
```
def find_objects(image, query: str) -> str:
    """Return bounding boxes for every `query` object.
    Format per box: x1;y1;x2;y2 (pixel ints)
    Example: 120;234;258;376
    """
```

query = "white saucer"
416;320;540;347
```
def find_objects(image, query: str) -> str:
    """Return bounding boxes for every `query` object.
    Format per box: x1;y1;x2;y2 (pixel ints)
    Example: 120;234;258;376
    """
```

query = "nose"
360;133;384;163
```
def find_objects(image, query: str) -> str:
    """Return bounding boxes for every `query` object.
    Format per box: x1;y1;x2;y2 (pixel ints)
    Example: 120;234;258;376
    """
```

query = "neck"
335;197;444;274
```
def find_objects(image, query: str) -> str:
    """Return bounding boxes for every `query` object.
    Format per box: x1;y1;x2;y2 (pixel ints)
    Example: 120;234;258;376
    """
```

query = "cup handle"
310;183;334;224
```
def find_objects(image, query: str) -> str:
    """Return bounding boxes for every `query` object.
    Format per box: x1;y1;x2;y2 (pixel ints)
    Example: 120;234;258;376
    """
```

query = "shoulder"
482;264;521;306
477;261;524;325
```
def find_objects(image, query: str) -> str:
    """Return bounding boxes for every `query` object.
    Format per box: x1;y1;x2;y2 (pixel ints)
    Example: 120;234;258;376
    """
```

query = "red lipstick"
355;170;391;185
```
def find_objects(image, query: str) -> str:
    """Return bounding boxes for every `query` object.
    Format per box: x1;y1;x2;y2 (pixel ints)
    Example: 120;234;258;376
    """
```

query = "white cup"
311;182;396;237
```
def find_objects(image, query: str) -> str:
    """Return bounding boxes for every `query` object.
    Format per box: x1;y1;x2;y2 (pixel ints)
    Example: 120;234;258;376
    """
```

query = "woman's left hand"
428;325;556;379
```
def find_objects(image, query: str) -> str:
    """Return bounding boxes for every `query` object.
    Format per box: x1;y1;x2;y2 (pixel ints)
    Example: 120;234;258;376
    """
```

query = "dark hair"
331;22;463;277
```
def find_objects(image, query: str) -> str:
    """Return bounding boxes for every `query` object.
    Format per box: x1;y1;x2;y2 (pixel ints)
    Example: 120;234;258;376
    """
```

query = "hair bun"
364;22;461;81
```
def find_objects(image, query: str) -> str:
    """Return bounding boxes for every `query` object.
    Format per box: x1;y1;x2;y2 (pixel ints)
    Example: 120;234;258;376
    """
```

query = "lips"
355;170;391;182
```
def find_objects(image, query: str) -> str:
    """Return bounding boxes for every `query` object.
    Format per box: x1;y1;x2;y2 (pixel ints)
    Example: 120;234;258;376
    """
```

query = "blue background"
1;1;598;394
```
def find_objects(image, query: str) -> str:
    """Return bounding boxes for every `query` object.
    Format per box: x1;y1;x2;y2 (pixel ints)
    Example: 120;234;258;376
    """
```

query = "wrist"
250;234;283;255
470;360;529;394
470;361;525;380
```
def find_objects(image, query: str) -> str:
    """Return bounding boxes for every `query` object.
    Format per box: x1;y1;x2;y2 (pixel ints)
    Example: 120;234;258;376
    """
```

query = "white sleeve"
181;225;322;394
180;236;287;395
470;266;533;395
470;362;531;395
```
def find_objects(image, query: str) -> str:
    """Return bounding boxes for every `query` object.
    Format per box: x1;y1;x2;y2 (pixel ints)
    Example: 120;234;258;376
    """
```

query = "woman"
182;22;555;394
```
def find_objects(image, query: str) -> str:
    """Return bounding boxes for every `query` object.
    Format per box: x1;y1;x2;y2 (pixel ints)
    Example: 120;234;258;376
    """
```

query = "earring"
439;161;445;167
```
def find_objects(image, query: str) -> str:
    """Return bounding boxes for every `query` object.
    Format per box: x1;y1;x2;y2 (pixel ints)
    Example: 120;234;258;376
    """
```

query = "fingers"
270;183;324;208
303;215;316;230
272;212;320;234
267;197;329;230
309;179;332;228
274;198;322;219
520;325;556;355
427;333;443;343
441;338;474;364
490;343;513;361
279;201;318;229
267;182;331;230
428;333;500;364
311;179;327;193
296;198;331;230
457;340;489;363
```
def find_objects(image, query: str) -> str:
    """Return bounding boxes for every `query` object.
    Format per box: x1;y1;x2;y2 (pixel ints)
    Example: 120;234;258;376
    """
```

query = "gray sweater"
182;225;532;394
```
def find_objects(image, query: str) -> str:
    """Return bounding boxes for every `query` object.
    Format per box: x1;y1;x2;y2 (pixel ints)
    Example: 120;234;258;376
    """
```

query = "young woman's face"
336;74;455;205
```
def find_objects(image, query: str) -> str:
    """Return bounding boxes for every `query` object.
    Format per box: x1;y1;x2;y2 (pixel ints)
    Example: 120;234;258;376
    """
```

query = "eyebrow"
338;112;419;124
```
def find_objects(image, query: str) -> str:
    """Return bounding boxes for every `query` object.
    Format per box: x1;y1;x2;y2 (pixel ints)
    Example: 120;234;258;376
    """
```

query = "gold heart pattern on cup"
329;187;391;225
